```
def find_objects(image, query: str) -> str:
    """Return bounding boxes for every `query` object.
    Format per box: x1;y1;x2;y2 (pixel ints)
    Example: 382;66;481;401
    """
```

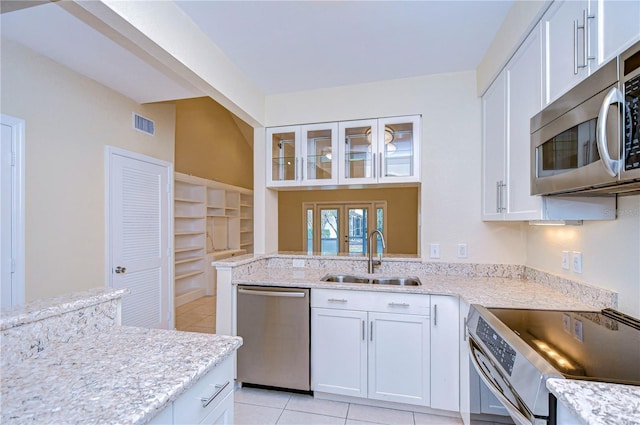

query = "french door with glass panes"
304;202;386;255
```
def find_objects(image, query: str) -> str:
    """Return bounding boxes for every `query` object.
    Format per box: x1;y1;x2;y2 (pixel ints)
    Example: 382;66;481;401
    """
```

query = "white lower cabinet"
150;355;235;425
429;295;460;412
311;289;438;408
311;307;368;398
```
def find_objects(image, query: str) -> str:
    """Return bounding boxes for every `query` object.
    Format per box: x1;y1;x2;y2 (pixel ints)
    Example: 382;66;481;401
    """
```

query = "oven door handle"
596;86;624;177
469;336;533;425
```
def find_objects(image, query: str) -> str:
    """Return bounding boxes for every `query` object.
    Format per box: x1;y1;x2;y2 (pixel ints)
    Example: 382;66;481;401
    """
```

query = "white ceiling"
1;1;513;102
175;0;514;95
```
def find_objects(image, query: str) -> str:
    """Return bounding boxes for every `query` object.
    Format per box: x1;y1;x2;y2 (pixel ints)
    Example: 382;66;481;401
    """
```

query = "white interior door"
107;147;172;329
0;114;25;308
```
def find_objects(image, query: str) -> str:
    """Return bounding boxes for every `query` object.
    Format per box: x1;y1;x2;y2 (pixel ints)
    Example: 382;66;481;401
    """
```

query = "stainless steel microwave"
531;40;640;196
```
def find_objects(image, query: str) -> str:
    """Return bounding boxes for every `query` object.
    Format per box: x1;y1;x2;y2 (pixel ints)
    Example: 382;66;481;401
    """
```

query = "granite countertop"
547;379;640;425
0;287;128;331
232;268;596;310
1;326;242;425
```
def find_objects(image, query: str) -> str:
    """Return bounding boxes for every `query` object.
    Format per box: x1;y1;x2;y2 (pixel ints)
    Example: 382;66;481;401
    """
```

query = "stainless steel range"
467;305;640;425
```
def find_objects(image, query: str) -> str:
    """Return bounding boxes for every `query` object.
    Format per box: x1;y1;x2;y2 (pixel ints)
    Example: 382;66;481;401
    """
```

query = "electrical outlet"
429;243;440;259
457;243;468;258
561;251;570;270
572;251;583;273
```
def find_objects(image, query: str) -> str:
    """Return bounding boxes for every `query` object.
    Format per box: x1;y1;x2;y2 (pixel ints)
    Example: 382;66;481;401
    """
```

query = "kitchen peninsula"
0;288;242;424
213;252;638;425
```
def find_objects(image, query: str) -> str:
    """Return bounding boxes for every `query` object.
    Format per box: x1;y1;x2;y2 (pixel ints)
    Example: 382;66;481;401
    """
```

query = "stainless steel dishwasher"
236;285;310;391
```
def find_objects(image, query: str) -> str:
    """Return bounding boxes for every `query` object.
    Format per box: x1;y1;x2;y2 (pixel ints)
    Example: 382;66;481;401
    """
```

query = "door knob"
115;266;126;274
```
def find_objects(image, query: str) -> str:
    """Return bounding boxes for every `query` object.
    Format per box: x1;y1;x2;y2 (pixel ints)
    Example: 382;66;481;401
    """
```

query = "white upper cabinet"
266;123;338;187
338;116;421;185
481;69;508;221
543;0;640;105
266;126;299;187
597;0;640;65
482;27;542;223
266;115;420;188
301;123;339;186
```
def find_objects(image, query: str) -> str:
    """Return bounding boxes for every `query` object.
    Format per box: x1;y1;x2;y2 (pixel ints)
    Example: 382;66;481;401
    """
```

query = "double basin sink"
321;274;422;286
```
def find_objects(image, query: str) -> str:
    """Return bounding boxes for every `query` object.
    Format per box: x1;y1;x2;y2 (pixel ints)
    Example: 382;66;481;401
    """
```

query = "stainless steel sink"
372;277;421;286
321;274;371;283
320;274;422;286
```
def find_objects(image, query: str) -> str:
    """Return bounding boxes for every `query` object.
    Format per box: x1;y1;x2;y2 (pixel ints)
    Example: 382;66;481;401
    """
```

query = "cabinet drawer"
311;289;375;311
370;292;430;316
311;289;429;316
174;356;234;425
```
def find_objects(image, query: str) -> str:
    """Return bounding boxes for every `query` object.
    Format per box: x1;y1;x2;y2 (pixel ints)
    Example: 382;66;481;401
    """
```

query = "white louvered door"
108;148;171;329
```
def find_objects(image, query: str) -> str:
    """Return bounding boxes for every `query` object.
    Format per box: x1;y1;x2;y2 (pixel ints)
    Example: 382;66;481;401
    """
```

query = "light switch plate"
561;251;570;270
292;259;305;268
429;243;440;259
457;243;468;258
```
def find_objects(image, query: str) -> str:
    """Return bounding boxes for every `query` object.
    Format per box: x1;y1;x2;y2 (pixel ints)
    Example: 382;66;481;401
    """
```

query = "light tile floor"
234;386;503;425
175;296;216;333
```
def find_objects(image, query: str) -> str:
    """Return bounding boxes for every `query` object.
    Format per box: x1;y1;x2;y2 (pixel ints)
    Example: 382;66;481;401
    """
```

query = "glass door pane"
375;207;385;254
305;128;333;181
319;208;340;254
344;125;373;179
383;122;414;178
270;130;297;182
347;207;368;254
305;207;313;254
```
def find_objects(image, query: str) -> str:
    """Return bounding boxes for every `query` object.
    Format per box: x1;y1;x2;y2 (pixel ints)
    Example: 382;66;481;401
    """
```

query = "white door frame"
1;114;26;306
104;146;173;325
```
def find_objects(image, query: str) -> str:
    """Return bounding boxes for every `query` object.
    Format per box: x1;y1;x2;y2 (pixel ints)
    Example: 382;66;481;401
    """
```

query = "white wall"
527;197;640;316
264;72;527;264
0;39;176;301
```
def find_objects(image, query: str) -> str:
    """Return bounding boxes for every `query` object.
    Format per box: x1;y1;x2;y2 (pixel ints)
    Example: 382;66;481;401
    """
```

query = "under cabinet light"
528;220;583;226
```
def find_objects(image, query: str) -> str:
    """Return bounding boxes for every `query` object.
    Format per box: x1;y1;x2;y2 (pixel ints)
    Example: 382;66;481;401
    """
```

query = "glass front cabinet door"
267;115;420;187
338;115;420;185
266;124;338;187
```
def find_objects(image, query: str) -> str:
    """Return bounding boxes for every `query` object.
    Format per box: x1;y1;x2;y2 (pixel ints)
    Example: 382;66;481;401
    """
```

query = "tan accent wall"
175;97;254;189
278;188;419;254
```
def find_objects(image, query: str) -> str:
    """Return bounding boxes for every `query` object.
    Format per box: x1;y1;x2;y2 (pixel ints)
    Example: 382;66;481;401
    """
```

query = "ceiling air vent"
133;112;155;136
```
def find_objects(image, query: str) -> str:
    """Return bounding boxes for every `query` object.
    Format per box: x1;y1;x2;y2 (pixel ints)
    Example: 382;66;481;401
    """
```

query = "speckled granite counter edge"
212;254;617;310
525;267;618;310
547;378;640;425
0;287;128;331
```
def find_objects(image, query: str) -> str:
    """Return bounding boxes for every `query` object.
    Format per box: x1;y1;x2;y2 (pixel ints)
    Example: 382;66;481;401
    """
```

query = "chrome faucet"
368;229;386;274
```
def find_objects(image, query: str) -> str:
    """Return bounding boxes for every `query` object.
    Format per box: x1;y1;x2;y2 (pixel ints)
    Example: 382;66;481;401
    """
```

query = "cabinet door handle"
464;317;468;341
328;298;348;303
362;320;365;341
574;9;595;75
434;304;438;326
372;153;376;178
573;18;579;75
370;321;374;341
379;153;383;178
300;157;305;181
388;302;410;308
201;381;230;408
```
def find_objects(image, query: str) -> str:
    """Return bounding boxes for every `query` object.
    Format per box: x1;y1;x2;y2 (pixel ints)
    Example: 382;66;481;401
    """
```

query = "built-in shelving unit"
174;172;253;307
